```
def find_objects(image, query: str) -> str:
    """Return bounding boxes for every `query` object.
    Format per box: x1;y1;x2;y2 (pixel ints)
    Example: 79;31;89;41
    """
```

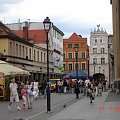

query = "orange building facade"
63;32;89;74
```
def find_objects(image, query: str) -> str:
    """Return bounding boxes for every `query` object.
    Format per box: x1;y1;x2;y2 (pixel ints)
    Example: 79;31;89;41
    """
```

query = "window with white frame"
19;45;21;57
101;48;105;54
93;58;97;64
81;63;86;70
100;39;102;43
68;44;72;48
93;48;97;54
101;58;105;64
68;63;72;71
81;52;86;58
95;39;97;43
68;53;72;59
16;44;18;56
9;42;12;55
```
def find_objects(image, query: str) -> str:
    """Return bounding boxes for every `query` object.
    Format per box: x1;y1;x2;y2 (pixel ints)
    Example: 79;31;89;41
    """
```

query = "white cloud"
0;0;112;40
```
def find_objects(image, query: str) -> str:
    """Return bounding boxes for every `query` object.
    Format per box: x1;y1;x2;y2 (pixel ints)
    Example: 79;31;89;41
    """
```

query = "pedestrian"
74;80;80;99
26;80;33;109
32;79;39;99
63;79;67;93
88;83;95;104
21;84;27;109
98;81;103;96
8;79;21;110
57;79;63;93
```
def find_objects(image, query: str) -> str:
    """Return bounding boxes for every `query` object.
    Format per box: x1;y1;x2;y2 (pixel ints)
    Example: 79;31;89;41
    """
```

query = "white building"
89;25;109;81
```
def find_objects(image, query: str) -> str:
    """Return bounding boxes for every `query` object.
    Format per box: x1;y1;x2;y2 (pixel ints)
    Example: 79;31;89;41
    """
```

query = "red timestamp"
98;106;120;112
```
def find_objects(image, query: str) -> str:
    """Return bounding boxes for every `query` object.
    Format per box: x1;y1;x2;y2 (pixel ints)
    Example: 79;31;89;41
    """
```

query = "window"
93;58;97;64
95;39;97;43
34;50;36;61
16;44;18;56
9;42;12;55
101;48;105;54
63;53;65;59
101;58;105;64
68;53;72;59
81;63;85;70
68;44;72;48
93;48;97;54
41;52;42;62
26;47;28;58
19;45;21;57
100;39;102;43
44;53;45;63
37;51;39;62
29;49;31;60
63;64;66;71
81;52;86;58
68;64;72;71
22;46;24;58
74;44;79;48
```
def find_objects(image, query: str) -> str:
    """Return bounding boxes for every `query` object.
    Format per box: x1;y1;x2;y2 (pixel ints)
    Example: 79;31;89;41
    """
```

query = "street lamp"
99;66;101;73
74;46;79;81
93;62;96;74
103;69;105;74
43;17;52;113
87;56;90;78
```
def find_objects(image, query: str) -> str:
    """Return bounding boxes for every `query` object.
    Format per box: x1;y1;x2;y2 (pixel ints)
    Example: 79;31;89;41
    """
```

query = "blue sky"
0;0;112;42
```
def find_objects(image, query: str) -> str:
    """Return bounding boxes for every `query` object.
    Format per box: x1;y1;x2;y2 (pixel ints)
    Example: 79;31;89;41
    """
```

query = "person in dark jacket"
74;80;80;99
63;79;68;93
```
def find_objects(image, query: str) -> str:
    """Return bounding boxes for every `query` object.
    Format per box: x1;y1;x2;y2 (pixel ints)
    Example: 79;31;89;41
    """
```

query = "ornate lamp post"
74;46;79;81
43;17;52;113
87;56;90;78
99;66;101;73
93;62;96;74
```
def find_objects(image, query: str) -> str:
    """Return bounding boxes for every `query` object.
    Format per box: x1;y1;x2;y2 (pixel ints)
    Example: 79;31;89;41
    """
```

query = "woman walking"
26;80;33;109
88;82;95;104
21;84;27;109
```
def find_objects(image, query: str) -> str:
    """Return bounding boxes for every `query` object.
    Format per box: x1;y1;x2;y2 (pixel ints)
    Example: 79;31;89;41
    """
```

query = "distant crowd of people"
8;78;109;110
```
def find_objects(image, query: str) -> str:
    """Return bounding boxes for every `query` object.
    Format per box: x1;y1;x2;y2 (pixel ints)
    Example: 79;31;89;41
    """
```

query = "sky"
0;0;112;43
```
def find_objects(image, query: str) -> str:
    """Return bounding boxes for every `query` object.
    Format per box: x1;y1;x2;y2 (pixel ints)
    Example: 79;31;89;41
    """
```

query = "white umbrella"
0;60;30;77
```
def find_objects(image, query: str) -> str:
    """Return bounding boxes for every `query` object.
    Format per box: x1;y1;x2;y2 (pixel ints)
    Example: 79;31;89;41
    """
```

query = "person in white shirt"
32;79;39;99
8;79;21;110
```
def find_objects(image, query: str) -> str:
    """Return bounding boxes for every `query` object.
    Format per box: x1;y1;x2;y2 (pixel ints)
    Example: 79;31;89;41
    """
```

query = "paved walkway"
47;91;120;120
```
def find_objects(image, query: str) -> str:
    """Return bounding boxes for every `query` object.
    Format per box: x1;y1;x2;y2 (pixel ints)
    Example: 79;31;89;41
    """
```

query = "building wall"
89;26;109;81
63;33;88;74
7;22;64;74
111;0;120;80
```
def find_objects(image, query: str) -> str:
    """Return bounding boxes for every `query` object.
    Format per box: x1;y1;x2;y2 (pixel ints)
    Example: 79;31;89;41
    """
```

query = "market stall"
0;60;30;99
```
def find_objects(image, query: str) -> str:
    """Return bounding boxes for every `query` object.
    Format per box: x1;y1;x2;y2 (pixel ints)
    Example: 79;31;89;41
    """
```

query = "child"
21;84;27;109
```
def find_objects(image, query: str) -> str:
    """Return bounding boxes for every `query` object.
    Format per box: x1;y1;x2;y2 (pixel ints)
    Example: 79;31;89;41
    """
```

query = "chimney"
23;21;28;40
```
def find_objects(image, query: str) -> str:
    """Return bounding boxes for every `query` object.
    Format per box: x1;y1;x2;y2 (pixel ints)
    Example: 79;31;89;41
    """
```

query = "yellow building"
0;22;56;82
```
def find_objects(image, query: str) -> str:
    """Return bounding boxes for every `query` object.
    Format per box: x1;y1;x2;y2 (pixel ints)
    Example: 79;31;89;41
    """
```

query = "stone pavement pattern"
47;91;120;120
0;93;77;120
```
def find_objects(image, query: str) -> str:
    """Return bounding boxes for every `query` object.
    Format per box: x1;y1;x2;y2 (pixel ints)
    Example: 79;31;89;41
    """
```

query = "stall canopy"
64;70;88;79
0;60;30;77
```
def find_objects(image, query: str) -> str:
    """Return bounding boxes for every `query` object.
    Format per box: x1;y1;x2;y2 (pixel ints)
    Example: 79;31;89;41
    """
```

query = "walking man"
8;79;21;110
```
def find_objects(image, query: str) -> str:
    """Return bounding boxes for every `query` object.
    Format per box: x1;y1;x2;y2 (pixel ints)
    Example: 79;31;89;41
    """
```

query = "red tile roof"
14;30;47;44
64;32;87;41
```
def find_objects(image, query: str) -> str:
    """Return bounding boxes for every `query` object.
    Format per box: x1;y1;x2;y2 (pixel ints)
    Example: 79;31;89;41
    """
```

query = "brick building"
63;32;89;75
